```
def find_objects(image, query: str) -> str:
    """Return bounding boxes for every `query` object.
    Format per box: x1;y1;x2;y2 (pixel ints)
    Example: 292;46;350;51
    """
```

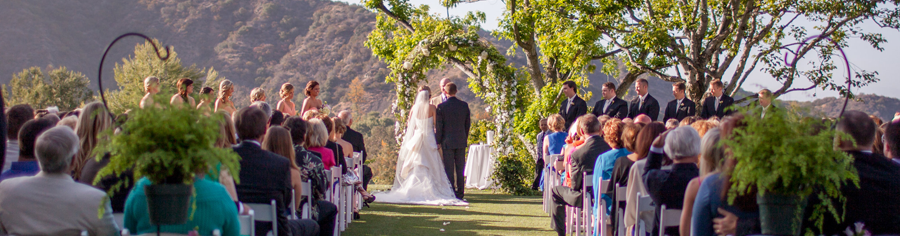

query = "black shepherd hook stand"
97;33;171;119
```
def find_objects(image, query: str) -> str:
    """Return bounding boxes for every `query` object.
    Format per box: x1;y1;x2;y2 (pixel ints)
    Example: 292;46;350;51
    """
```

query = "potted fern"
94;102;241;225
721;103;859;235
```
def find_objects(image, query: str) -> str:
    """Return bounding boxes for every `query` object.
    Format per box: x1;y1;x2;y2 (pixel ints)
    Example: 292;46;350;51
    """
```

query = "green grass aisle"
343;187;555;236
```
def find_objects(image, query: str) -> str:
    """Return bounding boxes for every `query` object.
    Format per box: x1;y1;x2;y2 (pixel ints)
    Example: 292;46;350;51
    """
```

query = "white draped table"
464;144;496;189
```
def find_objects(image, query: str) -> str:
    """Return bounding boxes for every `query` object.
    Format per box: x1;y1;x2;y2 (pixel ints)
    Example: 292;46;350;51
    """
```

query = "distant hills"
1;0;897;121
788;94;900;122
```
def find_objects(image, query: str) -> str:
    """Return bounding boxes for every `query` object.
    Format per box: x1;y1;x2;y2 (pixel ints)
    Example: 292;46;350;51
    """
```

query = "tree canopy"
3;66;93;111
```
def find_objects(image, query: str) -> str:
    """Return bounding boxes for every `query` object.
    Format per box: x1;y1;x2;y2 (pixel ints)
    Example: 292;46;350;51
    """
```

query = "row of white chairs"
542;155;683;236
114;152;367;236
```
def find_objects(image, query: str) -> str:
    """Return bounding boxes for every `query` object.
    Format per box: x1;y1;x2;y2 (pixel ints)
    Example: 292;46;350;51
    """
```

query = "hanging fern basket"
145;183;194;225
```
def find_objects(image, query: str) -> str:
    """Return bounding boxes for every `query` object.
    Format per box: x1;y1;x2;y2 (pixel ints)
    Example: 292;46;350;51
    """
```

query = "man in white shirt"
627;78;660;121
3;105;34;172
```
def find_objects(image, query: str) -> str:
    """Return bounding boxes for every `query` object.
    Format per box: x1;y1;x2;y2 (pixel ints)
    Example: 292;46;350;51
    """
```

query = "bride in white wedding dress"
374;90;468;206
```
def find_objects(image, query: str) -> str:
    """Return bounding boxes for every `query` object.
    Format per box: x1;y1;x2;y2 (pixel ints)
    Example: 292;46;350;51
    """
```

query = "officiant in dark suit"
435;82;471;200
663;82;696;122
591;82;628;119
699;79;734;119
549;114;611;236
627;78;660;121
558;81;587;129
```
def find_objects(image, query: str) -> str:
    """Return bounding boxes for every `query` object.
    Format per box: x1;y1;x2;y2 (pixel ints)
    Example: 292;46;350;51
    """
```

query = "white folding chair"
246;200;278;236
658;205;682;236
582;173;598;236
290;189;297;220
635;193;654;236
300;180;313;219
543;154;562;214
615;184;627;236
239;214;254;236
113;213;125;229
330;166;343;234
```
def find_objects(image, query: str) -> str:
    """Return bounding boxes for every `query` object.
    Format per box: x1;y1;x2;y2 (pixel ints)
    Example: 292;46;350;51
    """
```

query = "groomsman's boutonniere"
719;100;724;104
570;102;575;106
679;105;688;111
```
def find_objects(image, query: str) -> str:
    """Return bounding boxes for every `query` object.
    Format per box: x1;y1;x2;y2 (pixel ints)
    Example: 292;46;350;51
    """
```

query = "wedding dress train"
374;91;468;206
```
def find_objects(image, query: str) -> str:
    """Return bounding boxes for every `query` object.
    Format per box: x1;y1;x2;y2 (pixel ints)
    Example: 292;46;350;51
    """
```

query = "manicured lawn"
343;186;555;236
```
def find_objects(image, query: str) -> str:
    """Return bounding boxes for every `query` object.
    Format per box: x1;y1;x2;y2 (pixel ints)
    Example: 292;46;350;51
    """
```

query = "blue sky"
341;0;900;101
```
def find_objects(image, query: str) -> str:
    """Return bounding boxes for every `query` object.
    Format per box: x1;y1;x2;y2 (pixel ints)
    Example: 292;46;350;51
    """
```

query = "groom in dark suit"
435;82;471;199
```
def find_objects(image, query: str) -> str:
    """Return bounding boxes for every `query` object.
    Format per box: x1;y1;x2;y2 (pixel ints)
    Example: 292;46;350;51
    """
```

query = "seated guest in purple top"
0;118;55;182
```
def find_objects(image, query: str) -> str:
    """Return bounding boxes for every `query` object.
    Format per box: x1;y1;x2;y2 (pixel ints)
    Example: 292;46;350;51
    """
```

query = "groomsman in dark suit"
591;82;628;119
663;82;696;122
755;89;777;118
435;82;472;200
558;81;587;129
699;79;734;119
627;78;660;121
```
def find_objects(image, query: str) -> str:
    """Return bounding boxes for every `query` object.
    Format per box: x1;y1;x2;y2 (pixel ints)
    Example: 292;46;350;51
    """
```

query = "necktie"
443;95;447;103
639;97;644;109
675;100;681;112
715;97;719;111
605;99;612;113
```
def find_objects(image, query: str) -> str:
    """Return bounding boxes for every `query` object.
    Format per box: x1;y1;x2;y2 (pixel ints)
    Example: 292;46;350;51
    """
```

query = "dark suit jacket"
233;141;293;236
435;97;471;149
341;127;367;162
536;131;547;161
569;136;611;191
591;97;628;119
643;150;699;236
628;94;660;121
699;95;734;119
559;96;588;129
801;151;900;235
662;98;697;122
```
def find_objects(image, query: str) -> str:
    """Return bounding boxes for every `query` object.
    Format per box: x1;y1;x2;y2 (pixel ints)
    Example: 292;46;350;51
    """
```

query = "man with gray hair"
251;101;273;118
0;126;119;236
338;110;371;190
431;78;452;106
643;126;700;236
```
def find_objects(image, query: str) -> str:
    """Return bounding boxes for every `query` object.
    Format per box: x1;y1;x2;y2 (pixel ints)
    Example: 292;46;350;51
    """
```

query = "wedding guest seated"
679;116;698;127
0;127;119;236
691;115;759;236
319;116;348;174
691;120;716;137
338;111;371;190
269;110;285;128
233;107;319;236
4;104;34;172
284;117;337;236
123;170;240;236
634;114;652;125
549;115;608;236
623;122;666;235
808;110;900;234
680;128;724;236
307;119;336;170
644;126;700;236
543;114;568;156
665;118;679;130
252;101;274;119
58;115;79;130
0;118;55;181
77;102;133;213
593;118;629;219
603;122;643;235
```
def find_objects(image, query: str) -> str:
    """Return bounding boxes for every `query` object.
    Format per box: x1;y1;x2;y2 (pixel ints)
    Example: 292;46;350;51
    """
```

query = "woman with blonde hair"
215;80;237;114
680;128;725;236
140;76;159;109
307;119;336;169
249;87;266;104
277;83;297;117
262;126;306;209
300;81;323;116
170;78;196;107
72;102;113;180
331;117;375;216
212;111;240;203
